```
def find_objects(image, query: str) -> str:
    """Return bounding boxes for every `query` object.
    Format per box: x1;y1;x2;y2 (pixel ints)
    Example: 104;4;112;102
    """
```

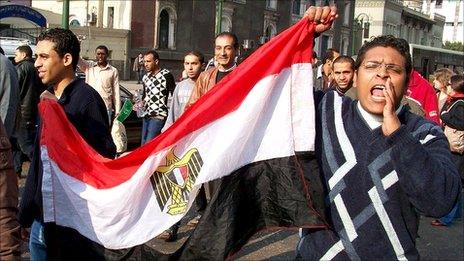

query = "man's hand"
382;78;401;136
40;90;58;101
304;6;338;34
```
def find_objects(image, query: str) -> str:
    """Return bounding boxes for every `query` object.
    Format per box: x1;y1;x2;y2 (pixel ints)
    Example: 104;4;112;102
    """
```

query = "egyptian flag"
40;18;327;259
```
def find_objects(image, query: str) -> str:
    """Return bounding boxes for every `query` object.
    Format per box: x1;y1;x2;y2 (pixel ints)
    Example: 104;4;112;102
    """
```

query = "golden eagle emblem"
150;148;203;215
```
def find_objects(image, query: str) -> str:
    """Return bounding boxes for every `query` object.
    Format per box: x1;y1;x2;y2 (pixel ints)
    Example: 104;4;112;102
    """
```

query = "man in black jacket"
13;45;46;176
19;28;116;260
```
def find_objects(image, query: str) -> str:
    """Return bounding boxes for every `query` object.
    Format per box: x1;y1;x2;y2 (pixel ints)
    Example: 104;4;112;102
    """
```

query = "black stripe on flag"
44;152;327;260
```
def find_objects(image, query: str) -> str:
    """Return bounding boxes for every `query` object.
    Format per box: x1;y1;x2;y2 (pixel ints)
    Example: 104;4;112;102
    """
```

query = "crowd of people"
0;5;462;260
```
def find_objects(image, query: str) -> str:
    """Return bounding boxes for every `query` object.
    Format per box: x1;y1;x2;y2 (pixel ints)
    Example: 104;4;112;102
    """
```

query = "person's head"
184;51;204;81
138;53;143;58
144;50;159;73
321;48;340;73
95;45;109;66
449;74;464;94
433;68;453;92
332;55;355;92
312;51;318;66
354;35;412;116
35;28;80;86
14;45;33;64
214;32;238;70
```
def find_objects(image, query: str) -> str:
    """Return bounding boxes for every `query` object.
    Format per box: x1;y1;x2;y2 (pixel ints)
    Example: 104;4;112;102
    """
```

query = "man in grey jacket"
0;49;20;138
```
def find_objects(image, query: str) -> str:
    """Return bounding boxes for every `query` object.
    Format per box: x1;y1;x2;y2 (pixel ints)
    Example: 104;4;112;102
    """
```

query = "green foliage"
443;41;464;52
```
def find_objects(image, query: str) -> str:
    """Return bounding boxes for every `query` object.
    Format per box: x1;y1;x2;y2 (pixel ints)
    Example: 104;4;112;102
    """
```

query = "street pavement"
145;203;463;260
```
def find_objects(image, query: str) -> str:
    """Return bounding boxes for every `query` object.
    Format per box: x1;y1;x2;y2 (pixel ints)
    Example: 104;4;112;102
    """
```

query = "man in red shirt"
407;70;440;124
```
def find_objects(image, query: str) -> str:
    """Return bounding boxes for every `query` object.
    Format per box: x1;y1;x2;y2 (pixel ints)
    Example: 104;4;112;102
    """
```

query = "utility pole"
215;0;223;35
62;0;70;29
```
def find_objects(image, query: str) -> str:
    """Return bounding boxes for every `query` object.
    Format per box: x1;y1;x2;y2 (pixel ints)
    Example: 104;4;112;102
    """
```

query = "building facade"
425;0;463;44
354;0;446;53
131;0;354;79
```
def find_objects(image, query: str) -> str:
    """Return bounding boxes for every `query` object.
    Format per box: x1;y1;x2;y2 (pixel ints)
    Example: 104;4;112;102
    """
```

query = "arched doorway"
158;9;169;49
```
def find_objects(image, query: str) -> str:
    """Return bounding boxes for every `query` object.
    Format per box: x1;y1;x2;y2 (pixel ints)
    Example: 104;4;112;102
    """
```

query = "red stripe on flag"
39;19;316;189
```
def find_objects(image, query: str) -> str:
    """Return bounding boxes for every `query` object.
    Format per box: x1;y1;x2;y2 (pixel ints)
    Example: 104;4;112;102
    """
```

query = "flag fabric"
39;18;327;258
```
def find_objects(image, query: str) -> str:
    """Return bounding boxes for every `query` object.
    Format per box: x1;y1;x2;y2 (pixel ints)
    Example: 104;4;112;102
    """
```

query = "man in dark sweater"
298;7;461;260
19;28;115;260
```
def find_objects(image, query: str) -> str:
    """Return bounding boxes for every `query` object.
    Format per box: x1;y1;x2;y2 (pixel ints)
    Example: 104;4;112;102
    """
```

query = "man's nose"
376;66;389;78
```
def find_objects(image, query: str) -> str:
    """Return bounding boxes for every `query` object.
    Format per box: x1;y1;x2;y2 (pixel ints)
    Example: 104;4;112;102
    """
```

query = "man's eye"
387;65;403;73
364;63;379;69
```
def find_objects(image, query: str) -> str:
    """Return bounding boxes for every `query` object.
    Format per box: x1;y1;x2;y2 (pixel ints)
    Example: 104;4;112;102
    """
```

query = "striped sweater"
299;92;461;260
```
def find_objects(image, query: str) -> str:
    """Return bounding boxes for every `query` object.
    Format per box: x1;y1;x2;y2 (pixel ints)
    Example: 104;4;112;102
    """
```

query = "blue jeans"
137;69;145;83
29;220;47;261
439;198;462;226
141;117;165;145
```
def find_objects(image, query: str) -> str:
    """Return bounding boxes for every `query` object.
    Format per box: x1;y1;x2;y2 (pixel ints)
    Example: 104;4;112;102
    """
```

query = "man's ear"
63;53;73;67
353;71;358;88
155;59;159;65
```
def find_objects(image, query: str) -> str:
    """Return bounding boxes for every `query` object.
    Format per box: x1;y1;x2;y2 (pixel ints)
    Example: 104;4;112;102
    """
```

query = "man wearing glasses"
298;8;461;259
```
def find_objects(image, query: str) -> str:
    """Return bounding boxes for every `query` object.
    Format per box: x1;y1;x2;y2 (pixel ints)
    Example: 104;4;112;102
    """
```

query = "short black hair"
322;48;339;64
16;45;33;58
215;32;239;50
145;50;159;60
37;28;80;70
333;55;355;70
95;45;109;54
450;74;464;93
355;35;412;84
185;50;205;64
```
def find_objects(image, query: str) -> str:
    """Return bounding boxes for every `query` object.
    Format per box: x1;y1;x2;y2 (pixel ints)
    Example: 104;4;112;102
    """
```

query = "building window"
340;37;347;55
159;10;169;49
321;35;331;52
266;0;277;10
156;4;177;50
292;0;301;15
107;7;114;29
264;24;277;41
221;17;232;32
363;22;370;38
435;0;443;8
70;19;81;27
343;2;350;26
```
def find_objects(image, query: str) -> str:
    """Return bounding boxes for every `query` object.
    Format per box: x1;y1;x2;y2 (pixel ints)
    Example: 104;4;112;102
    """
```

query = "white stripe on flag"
42;63;315;249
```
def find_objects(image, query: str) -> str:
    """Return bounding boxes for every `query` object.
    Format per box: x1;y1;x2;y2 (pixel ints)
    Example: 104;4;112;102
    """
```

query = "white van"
0;37;36;61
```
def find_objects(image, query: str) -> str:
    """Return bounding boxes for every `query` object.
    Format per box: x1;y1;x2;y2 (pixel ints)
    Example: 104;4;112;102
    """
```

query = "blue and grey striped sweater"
299;92;461;260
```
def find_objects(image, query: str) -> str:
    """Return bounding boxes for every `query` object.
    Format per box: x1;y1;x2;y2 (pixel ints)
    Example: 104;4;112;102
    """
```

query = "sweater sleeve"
386;121;461;217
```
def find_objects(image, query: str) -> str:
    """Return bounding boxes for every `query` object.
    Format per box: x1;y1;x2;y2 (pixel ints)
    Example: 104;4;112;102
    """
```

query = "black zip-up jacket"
16;58;46;127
